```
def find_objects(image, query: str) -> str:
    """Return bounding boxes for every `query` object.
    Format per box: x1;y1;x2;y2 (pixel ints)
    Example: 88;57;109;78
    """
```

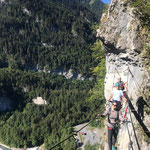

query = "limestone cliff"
97;0;150;150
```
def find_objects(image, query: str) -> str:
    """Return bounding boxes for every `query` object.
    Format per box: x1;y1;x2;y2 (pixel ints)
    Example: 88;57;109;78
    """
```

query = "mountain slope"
0;68;96;148
0;0;101;75
77;0;105;19
0;0;106;149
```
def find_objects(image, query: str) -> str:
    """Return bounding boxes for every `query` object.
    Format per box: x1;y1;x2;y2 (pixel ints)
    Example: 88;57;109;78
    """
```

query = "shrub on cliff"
130;0;150;30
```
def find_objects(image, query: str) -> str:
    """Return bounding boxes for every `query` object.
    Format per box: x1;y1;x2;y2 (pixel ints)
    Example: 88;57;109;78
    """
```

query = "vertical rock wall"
97;0;150;149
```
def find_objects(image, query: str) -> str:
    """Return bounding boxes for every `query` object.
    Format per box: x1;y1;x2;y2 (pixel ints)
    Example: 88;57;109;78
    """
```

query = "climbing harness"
124;105;128;118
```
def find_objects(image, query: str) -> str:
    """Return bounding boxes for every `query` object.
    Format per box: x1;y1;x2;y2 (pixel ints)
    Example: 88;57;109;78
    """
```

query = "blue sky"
101;0;111;4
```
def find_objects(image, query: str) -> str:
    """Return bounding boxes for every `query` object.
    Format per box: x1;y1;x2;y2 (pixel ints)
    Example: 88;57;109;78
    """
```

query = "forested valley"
0;0;104;75
0;68;97;148
0;0;105;149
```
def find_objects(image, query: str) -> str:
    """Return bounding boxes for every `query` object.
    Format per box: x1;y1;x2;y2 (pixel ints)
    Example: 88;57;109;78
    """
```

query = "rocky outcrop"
97;0;150;149
32;97;47;105
35;65;93;80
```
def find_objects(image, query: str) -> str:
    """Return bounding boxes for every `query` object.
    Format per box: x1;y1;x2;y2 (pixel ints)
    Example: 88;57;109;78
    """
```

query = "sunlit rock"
32;97;47;105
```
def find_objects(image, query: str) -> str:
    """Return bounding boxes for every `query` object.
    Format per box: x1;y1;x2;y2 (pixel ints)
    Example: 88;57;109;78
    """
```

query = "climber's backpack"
108;107;119;128
118;81;125;90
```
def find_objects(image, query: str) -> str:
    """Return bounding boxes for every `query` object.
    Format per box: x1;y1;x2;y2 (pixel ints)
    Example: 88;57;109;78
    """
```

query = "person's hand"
101;114;105;118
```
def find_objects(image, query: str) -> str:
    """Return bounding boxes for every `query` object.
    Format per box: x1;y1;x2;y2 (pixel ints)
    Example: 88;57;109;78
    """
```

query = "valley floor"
74;123;101;149
0;143;11;150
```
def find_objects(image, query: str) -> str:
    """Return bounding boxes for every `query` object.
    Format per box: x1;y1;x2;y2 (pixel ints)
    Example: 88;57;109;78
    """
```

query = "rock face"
36;66;92;80
97;0;150;150
97;0;143;54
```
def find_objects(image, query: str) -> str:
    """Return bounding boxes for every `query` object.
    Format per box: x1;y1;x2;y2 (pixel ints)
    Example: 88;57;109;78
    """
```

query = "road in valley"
74;123;102;149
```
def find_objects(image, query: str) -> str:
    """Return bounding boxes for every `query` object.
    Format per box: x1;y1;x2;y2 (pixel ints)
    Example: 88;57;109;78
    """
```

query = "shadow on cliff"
136;96;150;120
125;94;150;138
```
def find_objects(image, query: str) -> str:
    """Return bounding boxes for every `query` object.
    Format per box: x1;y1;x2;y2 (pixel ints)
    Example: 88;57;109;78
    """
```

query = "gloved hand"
101;114;105;118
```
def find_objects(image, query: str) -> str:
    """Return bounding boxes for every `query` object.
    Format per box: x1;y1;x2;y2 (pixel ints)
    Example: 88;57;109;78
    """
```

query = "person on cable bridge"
115;77;126;91
97;100;127;150
109;83;127;110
